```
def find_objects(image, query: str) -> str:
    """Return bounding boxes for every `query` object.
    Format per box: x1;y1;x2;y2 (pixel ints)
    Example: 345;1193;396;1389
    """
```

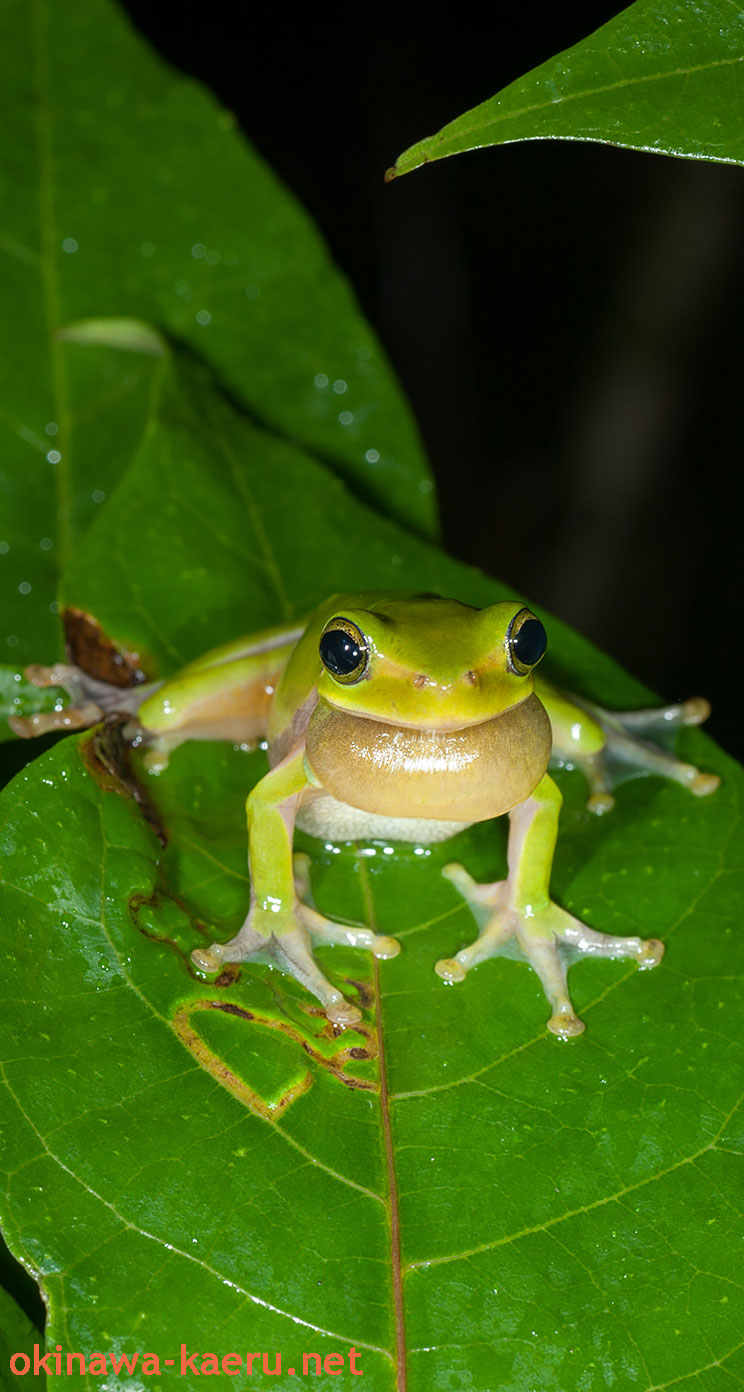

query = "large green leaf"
389;0;744;179
2;0;742;1385
1;355;741;1388
0;0;434;663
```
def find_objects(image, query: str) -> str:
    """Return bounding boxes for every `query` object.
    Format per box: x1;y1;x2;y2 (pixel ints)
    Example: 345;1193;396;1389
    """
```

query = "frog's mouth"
304;693;552;822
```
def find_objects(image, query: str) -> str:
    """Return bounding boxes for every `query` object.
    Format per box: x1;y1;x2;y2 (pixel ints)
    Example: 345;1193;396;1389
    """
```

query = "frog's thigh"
138;647;293;769
438;774;664;1038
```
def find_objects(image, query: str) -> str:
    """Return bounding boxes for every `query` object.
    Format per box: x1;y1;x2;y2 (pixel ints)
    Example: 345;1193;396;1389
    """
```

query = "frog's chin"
303;693;552;823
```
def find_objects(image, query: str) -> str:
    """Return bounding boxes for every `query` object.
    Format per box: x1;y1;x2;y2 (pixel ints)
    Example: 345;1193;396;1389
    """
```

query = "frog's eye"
319;618;369;685
506;608;547;675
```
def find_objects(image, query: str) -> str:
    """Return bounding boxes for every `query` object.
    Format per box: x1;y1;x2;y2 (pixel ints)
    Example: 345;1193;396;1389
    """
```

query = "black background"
121;0;744;760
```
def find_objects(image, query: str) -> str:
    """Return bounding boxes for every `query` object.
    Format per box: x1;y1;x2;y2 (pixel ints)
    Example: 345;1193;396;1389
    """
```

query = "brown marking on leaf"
176;997;377;1102
81;721;167;845
215;965;242;989
298;1001;328;1019
345;977;374;1011
173;1007;313;1120
348;1047;371;1060
212;1001;255;1021
63;608;146;686
129;888;205;973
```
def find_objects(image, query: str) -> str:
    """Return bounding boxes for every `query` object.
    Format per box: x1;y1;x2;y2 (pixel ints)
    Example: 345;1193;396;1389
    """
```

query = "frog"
14;593;719;1038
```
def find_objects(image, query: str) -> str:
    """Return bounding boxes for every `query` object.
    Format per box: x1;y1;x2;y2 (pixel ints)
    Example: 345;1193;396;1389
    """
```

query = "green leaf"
1;356;742;1385
389;0;744;179
1;668;740;1388
0;0;434;662
59;349;452;675
3;0;742;1383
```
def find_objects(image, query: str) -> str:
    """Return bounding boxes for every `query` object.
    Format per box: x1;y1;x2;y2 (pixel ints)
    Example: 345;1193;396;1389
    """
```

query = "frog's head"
315;593;546;730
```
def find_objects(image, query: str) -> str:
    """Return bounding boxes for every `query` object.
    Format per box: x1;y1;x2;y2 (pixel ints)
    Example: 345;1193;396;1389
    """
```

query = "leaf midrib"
397;50;744;175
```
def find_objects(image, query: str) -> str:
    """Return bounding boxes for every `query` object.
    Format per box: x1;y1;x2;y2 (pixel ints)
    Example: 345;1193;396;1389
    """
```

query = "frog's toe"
442;861;506;908
636;937;665;969
296;901;398;957
325;999;363;1027
370;935;401;960
680;696;711;726
690;771;721;797
434;956;467;983
191;944;228;973
547;1009;585;1039
12;661;148;739
191;924;267;972
293;859;400;959
192;919;365;1028
9;703;105;737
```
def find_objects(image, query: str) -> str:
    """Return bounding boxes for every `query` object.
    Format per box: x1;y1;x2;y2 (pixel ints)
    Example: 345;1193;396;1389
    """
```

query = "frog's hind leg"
578;698;719;813
542;678;720;815
9;663;153;737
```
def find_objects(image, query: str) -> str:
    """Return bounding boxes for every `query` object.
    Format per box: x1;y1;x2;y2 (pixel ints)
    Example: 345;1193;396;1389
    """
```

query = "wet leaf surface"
1;401;742;1385
390;0;744;179
1;1;742;1387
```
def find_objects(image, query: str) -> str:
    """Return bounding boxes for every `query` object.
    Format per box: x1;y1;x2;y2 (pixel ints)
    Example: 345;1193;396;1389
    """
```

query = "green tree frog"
15;593;719;1038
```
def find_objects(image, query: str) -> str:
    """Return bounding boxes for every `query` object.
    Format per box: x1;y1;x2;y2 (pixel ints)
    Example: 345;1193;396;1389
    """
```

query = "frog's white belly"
296;790;473;845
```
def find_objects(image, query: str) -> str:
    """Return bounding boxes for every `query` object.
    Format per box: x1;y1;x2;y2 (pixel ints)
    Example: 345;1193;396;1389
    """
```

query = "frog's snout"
411;669;479;692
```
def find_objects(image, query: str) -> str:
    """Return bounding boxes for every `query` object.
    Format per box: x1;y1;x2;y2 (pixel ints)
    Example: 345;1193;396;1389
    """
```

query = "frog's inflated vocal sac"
18;594;719;1037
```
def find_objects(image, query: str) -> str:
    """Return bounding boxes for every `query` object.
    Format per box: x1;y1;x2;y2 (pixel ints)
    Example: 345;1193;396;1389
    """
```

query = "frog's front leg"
436;774;663;1038
191;751;398;1027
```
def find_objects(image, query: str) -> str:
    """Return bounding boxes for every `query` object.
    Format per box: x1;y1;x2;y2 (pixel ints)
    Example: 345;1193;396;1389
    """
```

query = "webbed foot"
553;693;720;814
191;854;400;1026
438;862;663;1038
9;663;148;738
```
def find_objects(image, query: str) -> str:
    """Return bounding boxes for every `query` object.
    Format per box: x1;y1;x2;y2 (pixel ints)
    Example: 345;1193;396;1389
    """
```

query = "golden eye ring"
506;608;547;676
319;618;369;685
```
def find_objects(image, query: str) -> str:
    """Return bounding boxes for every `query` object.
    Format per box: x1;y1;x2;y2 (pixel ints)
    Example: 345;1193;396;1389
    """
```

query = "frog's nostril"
465;670;478;686
413;673;428;690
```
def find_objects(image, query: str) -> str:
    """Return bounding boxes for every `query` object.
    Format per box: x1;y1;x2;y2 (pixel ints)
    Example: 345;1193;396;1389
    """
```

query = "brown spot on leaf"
212;1001;255;1021
345;977;375;1011
81;719;168;844
215;965;241;989
178;997;378;1096
173;1006;313;1119
64;608;145;687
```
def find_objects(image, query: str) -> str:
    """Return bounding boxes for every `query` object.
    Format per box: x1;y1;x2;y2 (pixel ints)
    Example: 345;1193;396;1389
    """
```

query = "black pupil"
513;618;547;667
320;628;364;677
